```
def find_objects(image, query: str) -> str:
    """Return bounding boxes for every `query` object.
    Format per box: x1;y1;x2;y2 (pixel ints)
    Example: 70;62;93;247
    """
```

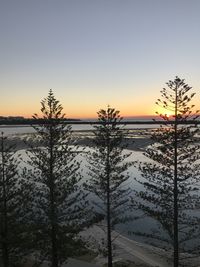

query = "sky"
0;0;200;118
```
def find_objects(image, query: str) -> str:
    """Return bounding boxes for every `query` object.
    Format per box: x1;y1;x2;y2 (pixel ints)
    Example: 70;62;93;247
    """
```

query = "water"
17;146;163;246
3;126;200;251
0;123;157;135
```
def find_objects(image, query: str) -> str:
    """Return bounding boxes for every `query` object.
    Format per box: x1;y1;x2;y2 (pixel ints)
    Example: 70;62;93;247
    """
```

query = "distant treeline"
0;118;199;125
0;118;81;125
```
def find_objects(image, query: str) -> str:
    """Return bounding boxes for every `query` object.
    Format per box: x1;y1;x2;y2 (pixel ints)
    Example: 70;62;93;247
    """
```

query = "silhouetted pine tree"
134;77;200;266
24;90;89;267
0;132;32;267
85;107;132;267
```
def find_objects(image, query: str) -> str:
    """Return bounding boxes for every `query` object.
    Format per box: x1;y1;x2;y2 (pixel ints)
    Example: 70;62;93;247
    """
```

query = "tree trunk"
106;135;112;267
173;86;179;267
51;222;58;267
49;125;58;267
107;183;112;267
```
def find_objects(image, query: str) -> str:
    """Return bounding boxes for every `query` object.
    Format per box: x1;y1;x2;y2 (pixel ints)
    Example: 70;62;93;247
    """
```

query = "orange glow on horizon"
0;112;161;120
155;107;175;118
0;101;166;119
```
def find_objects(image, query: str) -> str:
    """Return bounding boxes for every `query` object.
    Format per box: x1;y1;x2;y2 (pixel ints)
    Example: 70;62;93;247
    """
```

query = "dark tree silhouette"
24;90;89;267
85;107;133;267
134;77;200;266
0;132;32;267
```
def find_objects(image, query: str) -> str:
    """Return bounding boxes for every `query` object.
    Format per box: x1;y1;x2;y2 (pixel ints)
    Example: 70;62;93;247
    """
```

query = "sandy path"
81;225;171;267
113;232;170;267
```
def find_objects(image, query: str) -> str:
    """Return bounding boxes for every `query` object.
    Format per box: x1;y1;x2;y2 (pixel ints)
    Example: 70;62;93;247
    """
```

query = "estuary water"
2;125;200;251
0;123;157;135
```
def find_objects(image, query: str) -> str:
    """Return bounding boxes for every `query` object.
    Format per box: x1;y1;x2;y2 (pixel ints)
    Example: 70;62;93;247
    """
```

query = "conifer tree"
0;132;32;267
134;77;200;266
85;107;132;267
24;90;89;267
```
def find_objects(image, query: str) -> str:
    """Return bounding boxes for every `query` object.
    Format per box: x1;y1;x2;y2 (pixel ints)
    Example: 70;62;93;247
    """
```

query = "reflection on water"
8;131;200;251
0;124;157;135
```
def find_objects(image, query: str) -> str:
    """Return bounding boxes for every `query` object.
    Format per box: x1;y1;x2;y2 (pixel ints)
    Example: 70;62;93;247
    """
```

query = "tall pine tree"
134;77;200;266
24;90;89;267
85;107;132;267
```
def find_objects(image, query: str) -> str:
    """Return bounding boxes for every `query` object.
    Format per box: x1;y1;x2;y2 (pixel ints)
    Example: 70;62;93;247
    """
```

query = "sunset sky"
1;0;200;118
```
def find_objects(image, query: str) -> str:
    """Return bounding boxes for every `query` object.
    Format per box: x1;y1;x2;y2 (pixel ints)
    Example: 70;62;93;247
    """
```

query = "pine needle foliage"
85;107;133;267
0;132;32;267
134;77;200;266
24;90;89;267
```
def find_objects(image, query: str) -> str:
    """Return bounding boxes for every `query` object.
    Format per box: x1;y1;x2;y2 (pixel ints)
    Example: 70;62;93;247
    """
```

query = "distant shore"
0;119;199;125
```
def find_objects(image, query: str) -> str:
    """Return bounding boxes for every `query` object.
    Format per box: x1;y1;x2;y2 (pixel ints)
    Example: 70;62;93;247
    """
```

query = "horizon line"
0;114;162;120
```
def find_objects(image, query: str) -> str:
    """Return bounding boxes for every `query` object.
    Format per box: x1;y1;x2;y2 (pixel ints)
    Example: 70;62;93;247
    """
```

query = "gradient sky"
0;0;200;118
